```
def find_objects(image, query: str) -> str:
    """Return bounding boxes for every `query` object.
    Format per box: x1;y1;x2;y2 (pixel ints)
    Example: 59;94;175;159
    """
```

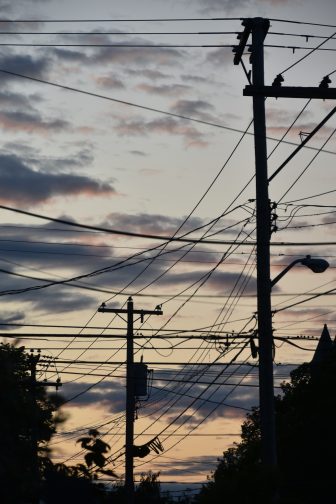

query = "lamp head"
300;255;329;274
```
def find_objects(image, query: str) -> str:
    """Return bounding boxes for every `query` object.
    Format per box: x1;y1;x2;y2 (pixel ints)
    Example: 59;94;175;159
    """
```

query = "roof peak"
311;324;334;364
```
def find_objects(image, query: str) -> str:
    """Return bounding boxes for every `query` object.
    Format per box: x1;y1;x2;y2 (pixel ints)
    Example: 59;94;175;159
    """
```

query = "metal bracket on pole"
233;18;252;65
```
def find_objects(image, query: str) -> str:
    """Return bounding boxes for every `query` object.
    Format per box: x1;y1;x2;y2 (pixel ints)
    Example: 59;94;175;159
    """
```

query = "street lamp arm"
271;255;329;288
270;259;302;288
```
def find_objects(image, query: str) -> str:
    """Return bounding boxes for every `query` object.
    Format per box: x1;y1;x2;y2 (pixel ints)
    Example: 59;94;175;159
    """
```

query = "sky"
1;0;336;495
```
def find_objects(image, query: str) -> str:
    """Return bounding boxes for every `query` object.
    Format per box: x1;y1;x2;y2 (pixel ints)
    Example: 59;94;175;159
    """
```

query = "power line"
0;17;242;23
0;42;237;47
1;30;335;40
280;27;336;74
269;18;336;29
2;42;336;51
0;30;238;35
0;68;334;156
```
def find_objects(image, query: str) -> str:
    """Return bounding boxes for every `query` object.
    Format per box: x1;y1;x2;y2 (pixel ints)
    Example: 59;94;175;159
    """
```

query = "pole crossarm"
98;306;163;316
244;85;336;99
233;17;269;65
233;18;252;65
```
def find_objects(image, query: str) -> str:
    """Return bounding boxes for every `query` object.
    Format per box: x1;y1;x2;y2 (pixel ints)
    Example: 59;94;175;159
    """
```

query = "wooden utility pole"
98;297;163;504
233;15;336;492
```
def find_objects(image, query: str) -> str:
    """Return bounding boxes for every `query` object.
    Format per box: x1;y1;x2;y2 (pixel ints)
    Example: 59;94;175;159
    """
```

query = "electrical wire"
0;68;334;156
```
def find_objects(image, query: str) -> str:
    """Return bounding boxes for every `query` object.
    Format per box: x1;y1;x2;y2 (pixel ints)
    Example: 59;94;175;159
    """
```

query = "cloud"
92;46;184;67
189;0;250;15
114;116;208;148
0;110;69;134
53;45;183;68
0;90;42;110
0;52;50;80
0;153;116;206
61;366;257;425
94;75;125;90
103;212;204;236
129;150;147;156
127;69;168;80
63;379;125;412
0;264;98;313
136;83;190;97
157;455;219;478
205;47;237;67
157;270;257;295
257;0;292;4
171;99;215;121
0;310;26;326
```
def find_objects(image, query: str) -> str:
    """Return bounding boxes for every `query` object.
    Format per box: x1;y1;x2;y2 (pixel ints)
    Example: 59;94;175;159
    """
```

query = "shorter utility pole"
98;297;163;504
28;350;62;504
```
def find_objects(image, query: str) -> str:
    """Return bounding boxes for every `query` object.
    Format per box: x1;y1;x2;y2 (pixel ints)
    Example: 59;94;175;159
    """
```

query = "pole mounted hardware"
244;85;336;99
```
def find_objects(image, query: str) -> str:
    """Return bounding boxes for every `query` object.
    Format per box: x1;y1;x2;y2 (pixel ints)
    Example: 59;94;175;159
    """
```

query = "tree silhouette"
197;346;336;504
0;343;108;504
0;343;63;503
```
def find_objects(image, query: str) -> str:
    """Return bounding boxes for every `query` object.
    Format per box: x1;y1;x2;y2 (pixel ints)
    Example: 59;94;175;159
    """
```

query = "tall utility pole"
235;16;276;470
98;297;163;504
250;18;277;470
234;15;336;480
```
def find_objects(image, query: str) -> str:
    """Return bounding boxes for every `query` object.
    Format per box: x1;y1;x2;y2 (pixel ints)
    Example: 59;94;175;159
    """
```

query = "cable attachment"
250;337;258;359
319;75;332;89
272;74;284;87
133;437;164;458
270;201;278;235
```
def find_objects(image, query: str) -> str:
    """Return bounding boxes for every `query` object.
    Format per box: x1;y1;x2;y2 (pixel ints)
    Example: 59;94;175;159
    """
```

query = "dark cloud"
205;47;237;67
195;0;251;14
95;75;125;90
92;46;183;67
129;150;147;156
0;110;69;134
53;45;183;68
0;2;13;14
258;0;292;4
157;270;257;295
158;455;219;474
62;379;125;412
53;48;89;62
127;69;168;80
181;74;214;85
61;366;257;424
0;265;98;313
0;52;50;80
114;116;208;148
27;286;96;313
0;90;42;110
171;99;215;121
0;153;116;206
0;310;25;326
136;83;190;97
2;143;94;172
103;212;204;236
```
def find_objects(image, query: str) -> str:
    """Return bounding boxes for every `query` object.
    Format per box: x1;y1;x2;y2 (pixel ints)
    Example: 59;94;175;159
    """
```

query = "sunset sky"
1;0;336;494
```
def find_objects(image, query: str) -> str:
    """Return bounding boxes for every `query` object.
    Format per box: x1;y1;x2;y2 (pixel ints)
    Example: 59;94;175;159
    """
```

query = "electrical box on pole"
133;362;148;397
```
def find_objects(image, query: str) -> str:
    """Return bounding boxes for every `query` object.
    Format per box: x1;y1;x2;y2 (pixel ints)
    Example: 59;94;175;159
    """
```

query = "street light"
271;255;329;287
257;253;329;485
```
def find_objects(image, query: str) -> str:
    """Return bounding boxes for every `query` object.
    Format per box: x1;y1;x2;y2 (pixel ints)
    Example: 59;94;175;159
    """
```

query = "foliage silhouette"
197;346;336;504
